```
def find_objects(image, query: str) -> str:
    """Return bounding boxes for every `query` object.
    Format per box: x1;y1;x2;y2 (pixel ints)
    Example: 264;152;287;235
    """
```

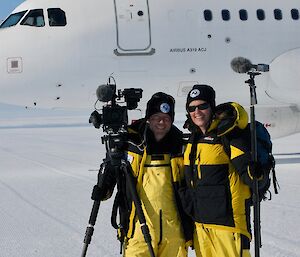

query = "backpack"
254;121;279;200
222;121;279;201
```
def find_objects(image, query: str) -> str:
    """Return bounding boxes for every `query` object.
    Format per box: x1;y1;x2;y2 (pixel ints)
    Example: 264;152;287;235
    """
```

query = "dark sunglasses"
187;102;210;112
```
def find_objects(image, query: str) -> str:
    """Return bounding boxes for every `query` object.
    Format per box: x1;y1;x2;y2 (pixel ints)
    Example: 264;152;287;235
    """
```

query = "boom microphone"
231;57;269;73
231;57;252;73
96;84;115;102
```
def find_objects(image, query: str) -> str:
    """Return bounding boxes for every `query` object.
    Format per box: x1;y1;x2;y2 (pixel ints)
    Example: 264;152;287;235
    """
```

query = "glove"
91;185;107;201
248;161;263;179
91;165;116;201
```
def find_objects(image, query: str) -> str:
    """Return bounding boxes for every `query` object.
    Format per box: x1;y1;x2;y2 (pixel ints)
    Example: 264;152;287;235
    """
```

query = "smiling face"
148;113;172;141
188;99;213;134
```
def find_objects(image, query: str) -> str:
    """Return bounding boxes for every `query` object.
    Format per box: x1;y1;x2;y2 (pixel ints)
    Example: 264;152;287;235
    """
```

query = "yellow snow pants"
123;157;187;257
194;224;251;257
123;217;187;257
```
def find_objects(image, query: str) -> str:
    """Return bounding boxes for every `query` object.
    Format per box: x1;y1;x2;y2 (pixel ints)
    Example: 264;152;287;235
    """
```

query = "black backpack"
222;121;279;201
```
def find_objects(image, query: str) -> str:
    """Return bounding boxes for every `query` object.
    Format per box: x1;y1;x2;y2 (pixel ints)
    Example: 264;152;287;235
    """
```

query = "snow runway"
1;125;300;257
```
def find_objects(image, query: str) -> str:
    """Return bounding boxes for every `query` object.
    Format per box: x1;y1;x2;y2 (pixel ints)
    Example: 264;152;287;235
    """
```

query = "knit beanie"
186;84;216;112
145;92;175;121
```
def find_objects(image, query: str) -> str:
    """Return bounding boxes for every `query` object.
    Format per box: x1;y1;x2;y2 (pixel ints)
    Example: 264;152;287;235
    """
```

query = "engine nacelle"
266;48;300;105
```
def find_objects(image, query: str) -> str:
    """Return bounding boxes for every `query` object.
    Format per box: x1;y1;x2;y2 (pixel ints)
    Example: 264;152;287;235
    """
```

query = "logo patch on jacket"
203;136;214;141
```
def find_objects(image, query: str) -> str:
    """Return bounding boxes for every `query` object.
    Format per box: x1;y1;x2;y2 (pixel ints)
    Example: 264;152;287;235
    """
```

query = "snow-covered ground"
0;105;299;257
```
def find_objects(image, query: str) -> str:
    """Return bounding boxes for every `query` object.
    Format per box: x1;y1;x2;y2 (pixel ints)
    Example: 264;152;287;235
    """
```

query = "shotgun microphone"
231;57;269;73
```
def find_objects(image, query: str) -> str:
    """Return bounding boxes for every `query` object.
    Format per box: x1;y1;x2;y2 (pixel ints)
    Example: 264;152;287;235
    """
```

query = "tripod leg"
81;201;101;257
120;161;156;257
81;162;106;257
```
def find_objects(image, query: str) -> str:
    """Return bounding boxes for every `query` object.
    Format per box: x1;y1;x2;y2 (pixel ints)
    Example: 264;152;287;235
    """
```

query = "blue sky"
0;0;24;21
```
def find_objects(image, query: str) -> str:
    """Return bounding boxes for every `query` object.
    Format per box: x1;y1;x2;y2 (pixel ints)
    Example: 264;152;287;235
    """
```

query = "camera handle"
119;159;156;257
245;71;261;257
81;162;106;257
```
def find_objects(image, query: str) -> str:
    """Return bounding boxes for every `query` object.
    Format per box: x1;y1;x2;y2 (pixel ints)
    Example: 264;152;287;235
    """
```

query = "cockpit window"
20;9;45;27
48;8;67;26
0;11;27;29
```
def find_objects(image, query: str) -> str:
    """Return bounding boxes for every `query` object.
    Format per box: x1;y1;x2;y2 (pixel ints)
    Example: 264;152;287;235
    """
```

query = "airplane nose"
266;48;300;105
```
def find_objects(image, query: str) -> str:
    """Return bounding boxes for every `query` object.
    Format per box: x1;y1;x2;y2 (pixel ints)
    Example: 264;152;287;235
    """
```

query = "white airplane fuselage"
1;0;300;138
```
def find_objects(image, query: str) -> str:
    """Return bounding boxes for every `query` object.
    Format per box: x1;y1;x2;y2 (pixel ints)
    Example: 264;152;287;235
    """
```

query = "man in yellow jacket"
94;92;192;257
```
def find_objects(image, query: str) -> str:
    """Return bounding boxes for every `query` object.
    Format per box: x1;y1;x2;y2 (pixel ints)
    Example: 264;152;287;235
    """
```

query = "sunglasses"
187;102;210;112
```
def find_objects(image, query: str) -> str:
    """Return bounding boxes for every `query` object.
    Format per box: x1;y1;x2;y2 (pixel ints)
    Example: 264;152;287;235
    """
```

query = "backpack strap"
110;190;126;254
221;135;231;159
111;191;122;229
270;156;280;194
188;132;199;187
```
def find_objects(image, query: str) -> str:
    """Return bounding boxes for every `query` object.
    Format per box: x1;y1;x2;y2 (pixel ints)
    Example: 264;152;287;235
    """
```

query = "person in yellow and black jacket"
94;92;193;257
179;84;254;257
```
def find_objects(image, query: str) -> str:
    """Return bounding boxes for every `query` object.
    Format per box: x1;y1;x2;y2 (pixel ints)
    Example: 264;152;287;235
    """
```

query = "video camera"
89;78;142;166
89;78;143;134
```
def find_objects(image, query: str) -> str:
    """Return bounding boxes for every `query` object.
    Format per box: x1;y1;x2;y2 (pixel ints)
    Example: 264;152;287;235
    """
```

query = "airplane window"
256;9;265;20
239;9;248;21
48;8;67;26
274;9;282;20
221;9;230;21
204;10;213;21
20;9;45;27
291;9;299;20
0;11;27;29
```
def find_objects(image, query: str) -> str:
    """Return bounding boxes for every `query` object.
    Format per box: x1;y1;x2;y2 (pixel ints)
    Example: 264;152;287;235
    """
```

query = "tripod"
245;71;262;257
81;135;156;257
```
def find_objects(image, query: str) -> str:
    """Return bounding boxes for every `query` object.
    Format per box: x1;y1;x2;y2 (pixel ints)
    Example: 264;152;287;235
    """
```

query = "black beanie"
186;84;216;112
145;92;175;121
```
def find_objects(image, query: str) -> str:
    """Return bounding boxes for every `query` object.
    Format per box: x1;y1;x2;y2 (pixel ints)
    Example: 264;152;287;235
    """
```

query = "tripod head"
101;132;127;168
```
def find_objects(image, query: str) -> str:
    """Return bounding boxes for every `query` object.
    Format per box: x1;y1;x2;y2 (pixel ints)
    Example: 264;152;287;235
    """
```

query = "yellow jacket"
180;102;252;240
114;119;193;245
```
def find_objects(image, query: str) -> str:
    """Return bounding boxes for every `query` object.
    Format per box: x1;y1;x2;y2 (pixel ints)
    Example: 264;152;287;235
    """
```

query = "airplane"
1;0;300;138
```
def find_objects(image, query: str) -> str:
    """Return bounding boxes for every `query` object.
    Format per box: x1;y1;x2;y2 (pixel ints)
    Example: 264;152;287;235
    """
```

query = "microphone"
231;57;269;73
96;84;115;102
